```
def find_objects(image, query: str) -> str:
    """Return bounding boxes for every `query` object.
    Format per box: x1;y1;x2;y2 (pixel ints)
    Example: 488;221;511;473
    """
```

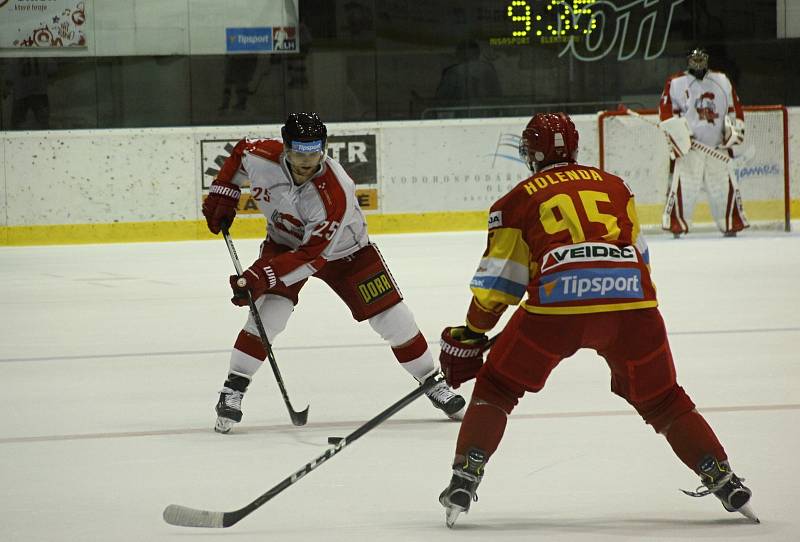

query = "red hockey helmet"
519;113;579;172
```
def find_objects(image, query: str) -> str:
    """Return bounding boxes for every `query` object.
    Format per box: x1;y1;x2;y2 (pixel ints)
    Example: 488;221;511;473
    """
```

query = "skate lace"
426;381;455;404
220;388;243;410
681;472;745;498
453;470;481;502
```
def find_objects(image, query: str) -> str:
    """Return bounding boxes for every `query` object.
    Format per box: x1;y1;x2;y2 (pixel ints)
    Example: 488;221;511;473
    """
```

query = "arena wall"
1;111;797;245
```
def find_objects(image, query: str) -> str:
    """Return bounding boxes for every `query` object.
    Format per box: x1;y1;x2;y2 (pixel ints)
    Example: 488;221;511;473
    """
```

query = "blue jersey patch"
539;268;644;303
471;275;527;299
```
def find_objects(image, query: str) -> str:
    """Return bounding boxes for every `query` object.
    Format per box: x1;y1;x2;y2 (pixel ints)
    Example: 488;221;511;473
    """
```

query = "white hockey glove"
722;116;745;149
659;116;692;159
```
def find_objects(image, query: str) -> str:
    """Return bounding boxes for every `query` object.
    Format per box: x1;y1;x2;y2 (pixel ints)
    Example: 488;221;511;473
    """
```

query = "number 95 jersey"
217;138;369;286
470;163;658;316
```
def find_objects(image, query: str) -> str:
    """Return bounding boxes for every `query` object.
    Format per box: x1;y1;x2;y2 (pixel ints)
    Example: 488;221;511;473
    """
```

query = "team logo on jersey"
539;268;643;303
488;211;503;229
357;272;395;304
695;92;719;124
540;243;638;273
271;210;304;240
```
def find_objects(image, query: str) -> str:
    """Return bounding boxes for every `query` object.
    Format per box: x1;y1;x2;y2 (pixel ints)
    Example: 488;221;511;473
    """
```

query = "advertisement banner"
1;0;87;48
225;26;297;53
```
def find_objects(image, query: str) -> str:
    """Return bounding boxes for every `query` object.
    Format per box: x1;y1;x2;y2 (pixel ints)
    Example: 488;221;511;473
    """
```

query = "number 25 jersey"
470;163;658;318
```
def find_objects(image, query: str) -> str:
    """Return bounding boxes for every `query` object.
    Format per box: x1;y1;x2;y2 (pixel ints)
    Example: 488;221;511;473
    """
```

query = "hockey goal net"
598;105;790;232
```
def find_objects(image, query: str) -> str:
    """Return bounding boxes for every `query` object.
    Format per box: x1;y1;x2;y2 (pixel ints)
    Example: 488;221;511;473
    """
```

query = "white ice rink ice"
1;230;798;541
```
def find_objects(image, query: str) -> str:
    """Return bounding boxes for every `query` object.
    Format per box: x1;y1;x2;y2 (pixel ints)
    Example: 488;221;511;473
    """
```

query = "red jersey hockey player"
437;113;757;527
660;48;748;237
201;112;465;433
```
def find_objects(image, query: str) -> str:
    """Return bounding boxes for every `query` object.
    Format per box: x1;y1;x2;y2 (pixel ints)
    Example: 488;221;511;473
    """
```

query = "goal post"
598;105;791;232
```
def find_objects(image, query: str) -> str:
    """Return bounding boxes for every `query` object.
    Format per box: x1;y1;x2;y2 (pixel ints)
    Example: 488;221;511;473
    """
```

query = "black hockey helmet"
281;112;327;153
687;47;709;79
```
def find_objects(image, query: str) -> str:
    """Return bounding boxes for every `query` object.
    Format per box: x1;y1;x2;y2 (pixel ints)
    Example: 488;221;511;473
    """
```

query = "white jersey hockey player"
659;48;748;237
201;112;466;433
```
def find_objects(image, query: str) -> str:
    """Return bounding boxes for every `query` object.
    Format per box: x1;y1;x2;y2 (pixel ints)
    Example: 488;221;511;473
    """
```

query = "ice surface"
1;230;798;541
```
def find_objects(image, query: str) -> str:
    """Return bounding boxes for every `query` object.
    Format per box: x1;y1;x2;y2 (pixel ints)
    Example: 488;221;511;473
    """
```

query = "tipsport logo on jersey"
538;268;644;303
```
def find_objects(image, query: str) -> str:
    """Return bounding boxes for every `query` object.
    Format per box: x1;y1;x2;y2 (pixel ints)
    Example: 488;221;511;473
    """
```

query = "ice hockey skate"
214;372;250;434
439;448;486;528
682;455;759;523
424;377;466;420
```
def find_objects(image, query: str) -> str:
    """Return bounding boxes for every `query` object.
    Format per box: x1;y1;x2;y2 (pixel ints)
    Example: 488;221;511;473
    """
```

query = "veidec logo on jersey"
357;272;395;304
539;268;643;303
540;243;638;273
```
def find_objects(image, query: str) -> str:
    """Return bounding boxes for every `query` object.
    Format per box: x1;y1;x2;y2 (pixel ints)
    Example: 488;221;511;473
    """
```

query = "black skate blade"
327;436;343;445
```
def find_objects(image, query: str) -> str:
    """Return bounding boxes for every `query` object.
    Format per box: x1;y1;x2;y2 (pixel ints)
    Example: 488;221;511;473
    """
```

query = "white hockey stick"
619;107;731;164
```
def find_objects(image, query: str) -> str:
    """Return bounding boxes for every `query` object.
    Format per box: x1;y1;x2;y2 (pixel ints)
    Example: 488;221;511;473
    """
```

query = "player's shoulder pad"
601;168;635;196
310;166;347;217
706;70;733;87
247;139;284;164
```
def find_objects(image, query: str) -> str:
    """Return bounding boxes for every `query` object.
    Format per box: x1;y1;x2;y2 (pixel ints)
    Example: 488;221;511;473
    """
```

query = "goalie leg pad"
704;161;749;234
666;153;704;233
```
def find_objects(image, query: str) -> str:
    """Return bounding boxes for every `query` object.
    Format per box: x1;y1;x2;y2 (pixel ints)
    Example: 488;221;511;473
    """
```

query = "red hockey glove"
229;258;279;306
439;326;490;389
202;180;241;234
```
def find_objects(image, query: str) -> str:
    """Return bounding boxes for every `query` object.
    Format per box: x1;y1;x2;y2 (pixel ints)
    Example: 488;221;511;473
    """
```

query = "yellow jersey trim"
522;300;658;315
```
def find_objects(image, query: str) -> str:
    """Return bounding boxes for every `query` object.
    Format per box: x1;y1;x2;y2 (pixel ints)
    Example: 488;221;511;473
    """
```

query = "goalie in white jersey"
659;48;748;237
201;112;465;433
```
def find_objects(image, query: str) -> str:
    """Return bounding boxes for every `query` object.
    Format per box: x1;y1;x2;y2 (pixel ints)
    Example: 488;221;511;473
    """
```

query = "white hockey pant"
229;297;435;381
229;294;294;377
369;302;436;381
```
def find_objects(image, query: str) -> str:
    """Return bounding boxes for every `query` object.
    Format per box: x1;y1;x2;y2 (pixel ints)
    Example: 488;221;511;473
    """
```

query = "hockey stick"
619;106;732;164
163;373;441;528
221;225;309;427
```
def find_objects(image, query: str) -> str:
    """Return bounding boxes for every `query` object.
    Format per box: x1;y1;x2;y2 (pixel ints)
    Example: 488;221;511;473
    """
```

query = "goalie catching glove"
202;180;241;234
439;326;490;388
229;258;280;306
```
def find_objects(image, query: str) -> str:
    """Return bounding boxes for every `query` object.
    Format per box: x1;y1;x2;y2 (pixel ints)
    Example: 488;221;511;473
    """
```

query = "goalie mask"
281;112;328;177
519;113;579;173
687;48;709;79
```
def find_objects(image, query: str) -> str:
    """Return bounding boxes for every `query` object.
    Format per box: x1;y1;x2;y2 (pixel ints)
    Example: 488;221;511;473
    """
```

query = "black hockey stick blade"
289;403;309;426
163;376;436;528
